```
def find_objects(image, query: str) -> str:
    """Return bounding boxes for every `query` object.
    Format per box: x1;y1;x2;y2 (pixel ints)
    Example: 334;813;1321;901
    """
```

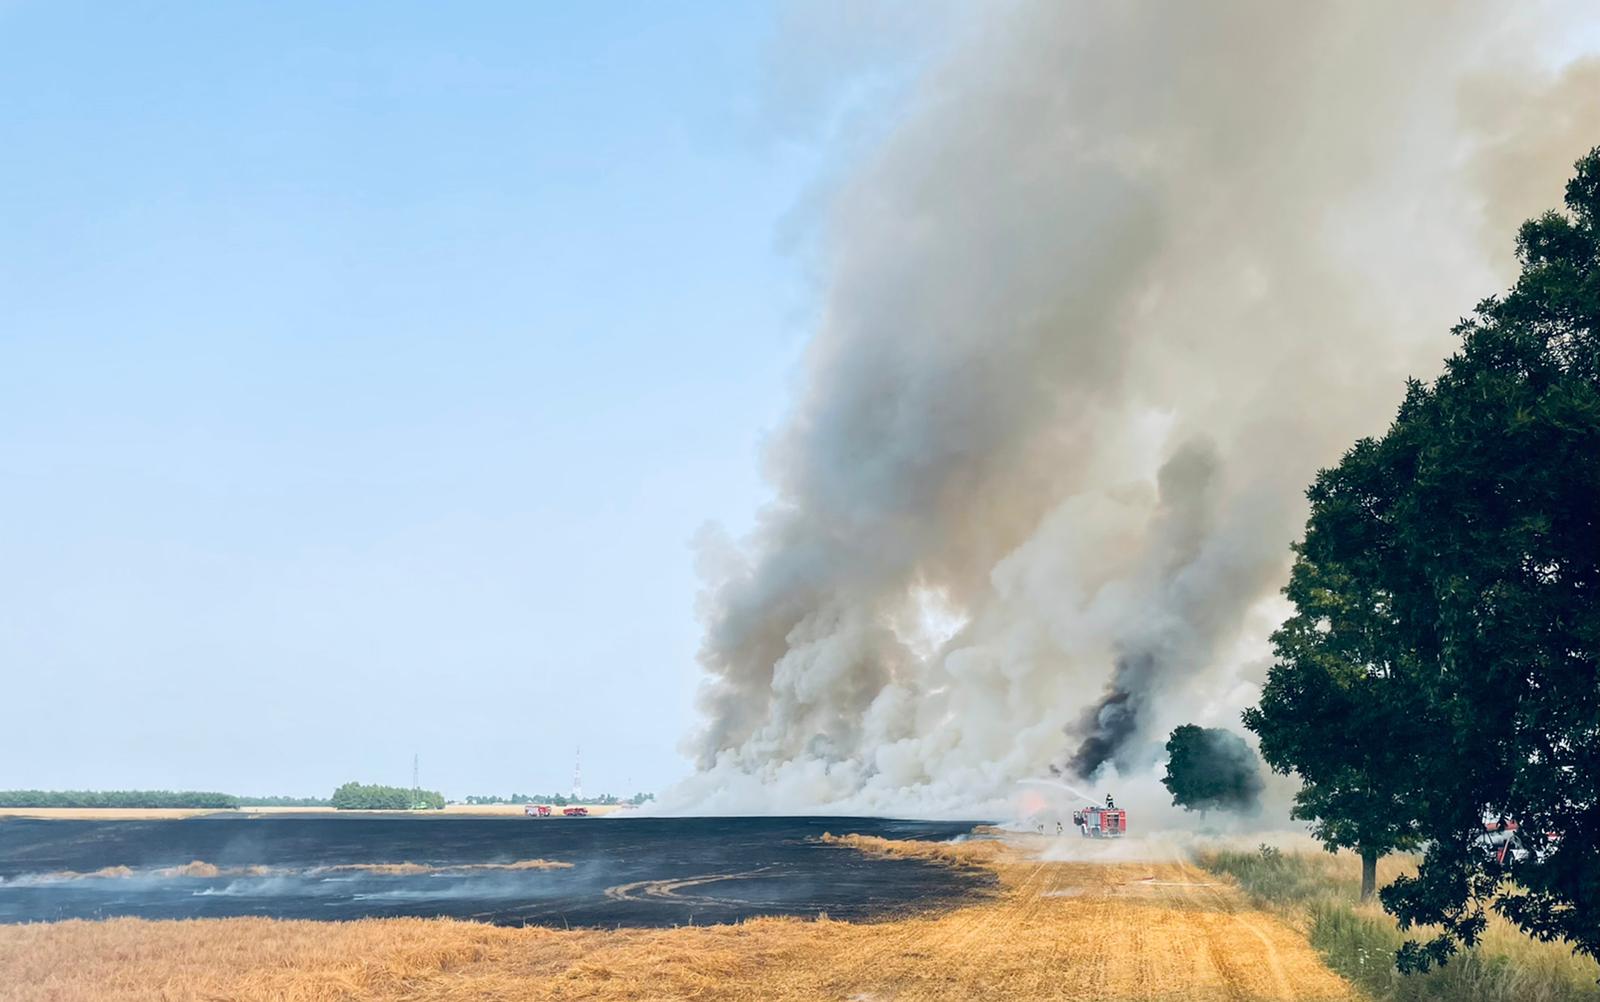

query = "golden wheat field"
0;832;1362;1002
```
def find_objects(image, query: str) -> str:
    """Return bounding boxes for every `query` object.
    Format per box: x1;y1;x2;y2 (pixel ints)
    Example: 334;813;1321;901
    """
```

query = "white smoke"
669;1;1600;817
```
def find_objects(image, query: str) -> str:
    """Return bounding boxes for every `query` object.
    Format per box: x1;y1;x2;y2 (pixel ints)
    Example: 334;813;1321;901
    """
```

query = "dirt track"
803;834;1357;1002
0;833;1359;1002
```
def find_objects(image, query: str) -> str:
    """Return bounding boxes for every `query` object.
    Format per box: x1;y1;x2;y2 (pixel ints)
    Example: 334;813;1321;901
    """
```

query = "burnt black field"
0;815;992;927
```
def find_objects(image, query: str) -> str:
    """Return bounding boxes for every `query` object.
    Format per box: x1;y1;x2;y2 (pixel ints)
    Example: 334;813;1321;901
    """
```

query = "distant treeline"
1;787;646;811
329;781;444;810
236;795;332;807
0;790;241;809
462;792;654;806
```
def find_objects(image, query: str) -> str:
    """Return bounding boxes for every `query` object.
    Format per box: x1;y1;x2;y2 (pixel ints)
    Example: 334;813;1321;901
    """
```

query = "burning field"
0;827;1363;1002
0;816;984;926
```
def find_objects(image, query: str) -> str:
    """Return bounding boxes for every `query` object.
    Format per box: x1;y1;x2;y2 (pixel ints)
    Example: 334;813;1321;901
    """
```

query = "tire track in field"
832;856;1037;1001
811;834;1360;1002
922;854;1050;985
821;841;1054;1001
601;867;778;906
1173;857;1297;1000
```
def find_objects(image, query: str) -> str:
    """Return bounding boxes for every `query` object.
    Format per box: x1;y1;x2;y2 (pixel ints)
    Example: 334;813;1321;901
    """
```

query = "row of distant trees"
0;789;242;809
329;782;444;810
1155;149;1600;974
0;787;655;810
463;791;655;806
0;791;338;809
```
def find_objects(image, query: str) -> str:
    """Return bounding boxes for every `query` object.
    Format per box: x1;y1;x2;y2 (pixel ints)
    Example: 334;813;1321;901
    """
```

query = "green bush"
329;782;444;810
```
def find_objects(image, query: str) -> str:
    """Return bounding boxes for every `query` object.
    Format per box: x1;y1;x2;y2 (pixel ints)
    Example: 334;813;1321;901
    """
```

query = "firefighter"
1056;820;1063;835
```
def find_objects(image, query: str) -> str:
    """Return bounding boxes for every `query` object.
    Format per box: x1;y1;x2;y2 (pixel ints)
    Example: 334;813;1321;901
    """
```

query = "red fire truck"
1072;796;1127;838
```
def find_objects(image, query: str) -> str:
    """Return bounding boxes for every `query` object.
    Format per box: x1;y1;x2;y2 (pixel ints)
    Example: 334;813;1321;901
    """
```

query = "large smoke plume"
674;1;1600;815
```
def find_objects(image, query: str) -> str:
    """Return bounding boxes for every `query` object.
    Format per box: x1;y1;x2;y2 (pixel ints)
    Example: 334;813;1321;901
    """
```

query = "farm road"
809;835;1358;1002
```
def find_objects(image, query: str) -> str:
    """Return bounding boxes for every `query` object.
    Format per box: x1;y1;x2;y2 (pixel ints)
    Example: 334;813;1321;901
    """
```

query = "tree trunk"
1360;847;1378;902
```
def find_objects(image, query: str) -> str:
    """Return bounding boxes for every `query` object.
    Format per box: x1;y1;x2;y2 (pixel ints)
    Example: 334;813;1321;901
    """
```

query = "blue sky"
0;2;936;797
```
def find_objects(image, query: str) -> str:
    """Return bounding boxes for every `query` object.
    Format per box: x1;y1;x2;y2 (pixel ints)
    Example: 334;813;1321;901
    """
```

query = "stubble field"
0;830;1361;1002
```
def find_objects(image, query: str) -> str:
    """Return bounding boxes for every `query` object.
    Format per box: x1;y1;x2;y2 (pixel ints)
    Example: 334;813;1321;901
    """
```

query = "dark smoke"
1064;681;1140;779
1062;439;1229;779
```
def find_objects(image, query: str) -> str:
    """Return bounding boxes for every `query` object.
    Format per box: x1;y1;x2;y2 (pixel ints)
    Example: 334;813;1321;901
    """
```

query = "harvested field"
0;832;1361;1001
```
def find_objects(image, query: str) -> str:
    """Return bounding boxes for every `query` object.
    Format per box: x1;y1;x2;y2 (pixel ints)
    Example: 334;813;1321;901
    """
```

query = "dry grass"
317;859;573;875
30;865;137;881
317;862;437;876
0;833;1362;1002
463;859;574;871
1200;846;1600;1002
159;861;223;878
817;831;1004;867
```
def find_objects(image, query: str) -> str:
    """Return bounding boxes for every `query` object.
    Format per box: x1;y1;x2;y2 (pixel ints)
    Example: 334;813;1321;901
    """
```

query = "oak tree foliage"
1247;147;1600;960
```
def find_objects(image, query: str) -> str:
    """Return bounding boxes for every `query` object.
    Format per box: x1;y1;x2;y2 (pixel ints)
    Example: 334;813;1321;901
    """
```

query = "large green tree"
1252;147;1600;959
1243;436;1430;900
1374;149;1600;971
1161;725;1264;818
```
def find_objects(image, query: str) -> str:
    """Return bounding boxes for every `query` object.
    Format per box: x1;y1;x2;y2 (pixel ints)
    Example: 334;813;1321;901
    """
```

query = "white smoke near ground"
1028;829;1329;866
667;1;1600;819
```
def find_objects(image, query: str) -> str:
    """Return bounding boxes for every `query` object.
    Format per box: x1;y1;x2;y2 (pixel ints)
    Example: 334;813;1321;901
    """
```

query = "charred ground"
0;815;989;927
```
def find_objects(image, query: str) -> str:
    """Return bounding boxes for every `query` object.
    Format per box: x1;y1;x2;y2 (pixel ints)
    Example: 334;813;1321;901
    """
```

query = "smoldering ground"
673;0;1600;817
0;816;987;926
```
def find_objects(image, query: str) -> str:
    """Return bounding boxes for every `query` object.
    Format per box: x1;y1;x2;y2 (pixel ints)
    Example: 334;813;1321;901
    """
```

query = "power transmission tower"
572;746;583;802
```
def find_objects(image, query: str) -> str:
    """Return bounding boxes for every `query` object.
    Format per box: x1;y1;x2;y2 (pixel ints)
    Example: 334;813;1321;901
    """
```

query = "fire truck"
1072;796;1127;838
1476;818;1534;866
524;804;552;817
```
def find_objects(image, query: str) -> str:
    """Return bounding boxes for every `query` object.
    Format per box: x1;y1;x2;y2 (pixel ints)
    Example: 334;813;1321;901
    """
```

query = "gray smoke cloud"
671;1;1600;815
